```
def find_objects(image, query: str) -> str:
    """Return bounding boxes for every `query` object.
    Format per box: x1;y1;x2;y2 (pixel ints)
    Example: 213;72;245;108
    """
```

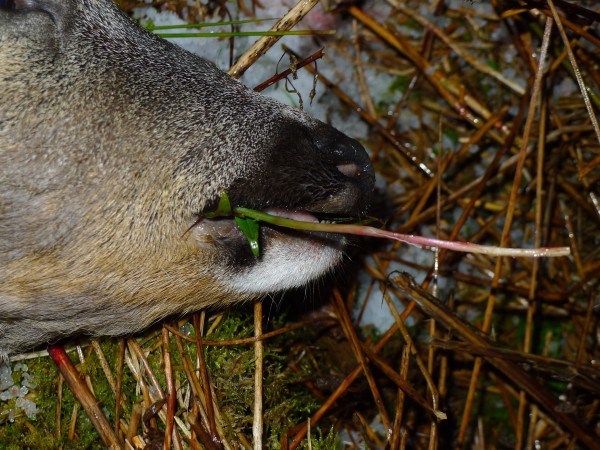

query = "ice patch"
0;362;38;421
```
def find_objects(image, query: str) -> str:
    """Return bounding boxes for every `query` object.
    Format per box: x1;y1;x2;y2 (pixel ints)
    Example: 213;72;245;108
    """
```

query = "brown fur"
0;0;373;356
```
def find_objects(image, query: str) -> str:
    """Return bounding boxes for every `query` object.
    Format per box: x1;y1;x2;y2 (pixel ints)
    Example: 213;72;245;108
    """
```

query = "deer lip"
192;206;343;252
193;208;320;239
262;208;319;223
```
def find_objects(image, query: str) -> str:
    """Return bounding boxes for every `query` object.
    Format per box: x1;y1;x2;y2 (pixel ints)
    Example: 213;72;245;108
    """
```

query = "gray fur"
0;0;373;356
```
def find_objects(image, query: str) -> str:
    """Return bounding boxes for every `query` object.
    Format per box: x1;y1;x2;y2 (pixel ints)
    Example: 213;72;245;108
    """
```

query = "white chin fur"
225;233;345;294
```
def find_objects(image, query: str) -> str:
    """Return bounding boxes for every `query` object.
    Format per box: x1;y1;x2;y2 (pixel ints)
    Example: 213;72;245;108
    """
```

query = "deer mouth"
191;204;347;295
188;122;374;294
193;206;346;262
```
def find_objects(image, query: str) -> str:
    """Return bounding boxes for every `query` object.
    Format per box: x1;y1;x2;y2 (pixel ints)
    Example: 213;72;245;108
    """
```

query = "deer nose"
313;128;375;203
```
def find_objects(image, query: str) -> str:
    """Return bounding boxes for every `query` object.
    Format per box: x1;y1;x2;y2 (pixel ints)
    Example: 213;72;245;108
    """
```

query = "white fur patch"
225;234;344;294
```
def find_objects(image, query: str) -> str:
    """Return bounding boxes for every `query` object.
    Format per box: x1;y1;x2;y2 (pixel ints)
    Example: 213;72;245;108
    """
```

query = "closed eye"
0;0;40;11
0;0;15;10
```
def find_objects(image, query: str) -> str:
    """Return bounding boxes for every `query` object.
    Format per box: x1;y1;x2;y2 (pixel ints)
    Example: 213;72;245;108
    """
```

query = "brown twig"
228;0;320;78
252;301;264;450
393;274;600;450
458;16;554;444
193;312;218;439
253;48;324;93
48;345;122;449
162;327;176;450
332;289;392;434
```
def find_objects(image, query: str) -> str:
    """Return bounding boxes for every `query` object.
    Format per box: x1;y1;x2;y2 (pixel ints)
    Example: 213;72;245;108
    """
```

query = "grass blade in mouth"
234;216;260;257
233;209;570;259
204;193;571;258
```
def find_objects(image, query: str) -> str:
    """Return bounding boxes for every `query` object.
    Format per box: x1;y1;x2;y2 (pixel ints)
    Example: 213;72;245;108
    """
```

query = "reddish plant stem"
48;345;122;449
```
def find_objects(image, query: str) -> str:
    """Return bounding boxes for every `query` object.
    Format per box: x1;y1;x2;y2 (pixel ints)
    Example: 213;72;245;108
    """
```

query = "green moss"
201;309;325;445
487;59;500;71
1;308;343;448
1;356;100;448
388;75;411;95
298;426;342;450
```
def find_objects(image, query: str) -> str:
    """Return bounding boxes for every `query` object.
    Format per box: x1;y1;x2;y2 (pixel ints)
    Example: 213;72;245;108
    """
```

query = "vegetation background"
1;0;599;448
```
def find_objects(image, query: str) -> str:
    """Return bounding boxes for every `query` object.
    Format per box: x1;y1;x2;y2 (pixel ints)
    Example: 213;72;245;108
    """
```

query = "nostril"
336;162;361;178
310;124;375;190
